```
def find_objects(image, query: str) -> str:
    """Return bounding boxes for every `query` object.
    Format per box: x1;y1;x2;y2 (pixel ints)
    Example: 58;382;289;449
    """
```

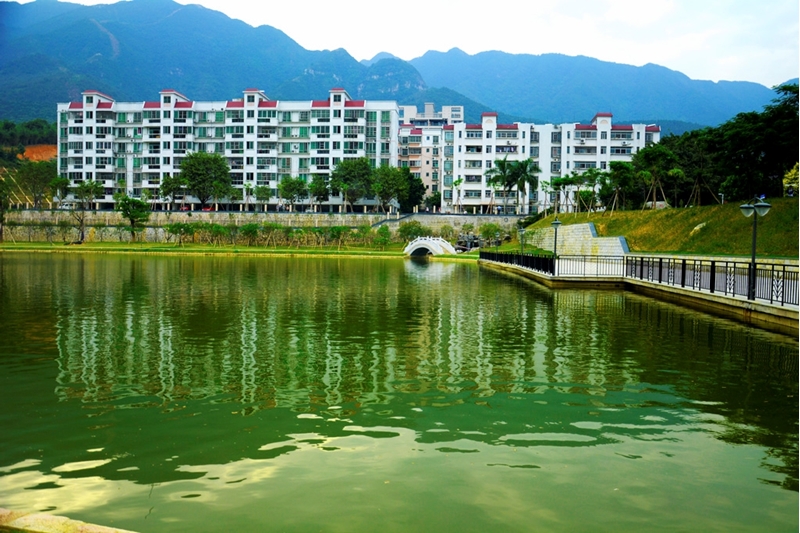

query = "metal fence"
625;256;799;307
479;251;799;307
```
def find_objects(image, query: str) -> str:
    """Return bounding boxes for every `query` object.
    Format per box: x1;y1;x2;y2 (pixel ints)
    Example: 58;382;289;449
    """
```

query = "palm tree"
510;158;541;215
484;156;515;214
243;183;254;212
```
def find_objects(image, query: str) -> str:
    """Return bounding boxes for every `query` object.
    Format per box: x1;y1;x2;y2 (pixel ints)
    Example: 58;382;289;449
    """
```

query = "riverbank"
0;241;482;261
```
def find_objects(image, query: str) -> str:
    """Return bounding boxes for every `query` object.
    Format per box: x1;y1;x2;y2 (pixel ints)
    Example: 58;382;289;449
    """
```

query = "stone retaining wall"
2;211;523;243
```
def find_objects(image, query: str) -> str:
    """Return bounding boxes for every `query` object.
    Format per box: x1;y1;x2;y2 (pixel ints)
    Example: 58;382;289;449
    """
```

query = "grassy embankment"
529;197;799;259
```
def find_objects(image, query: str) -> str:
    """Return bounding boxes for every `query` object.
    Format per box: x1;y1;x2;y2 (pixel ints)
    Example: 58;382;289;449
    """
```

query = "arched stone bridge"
404;237;458;256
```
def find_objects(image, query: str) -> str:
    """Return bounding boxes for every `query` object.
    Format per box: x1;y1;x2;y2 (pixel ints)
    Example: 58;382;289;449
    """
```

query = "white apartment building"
397;103;463;201
57;88;399;211
443;112;660;214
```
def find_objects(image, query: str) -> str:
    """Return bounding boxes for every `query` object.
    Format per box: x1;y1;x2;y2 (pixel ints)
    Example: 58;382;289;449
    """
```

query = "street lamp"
495;231;500;253
519;228;526;254
551;217;562;257
739;198;771;300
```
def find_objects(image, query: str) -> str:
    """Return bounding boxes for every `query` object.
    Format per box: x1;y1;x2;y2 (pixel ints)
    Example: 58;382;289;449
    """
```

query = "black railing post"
709;261;715;293
681;259;686;288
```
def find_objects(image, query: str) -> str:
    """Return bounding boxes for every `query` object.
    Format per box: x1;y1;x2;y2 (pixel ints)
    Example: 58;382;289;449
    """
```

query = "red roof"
593;112;613;119
143;102;160;109
244;88;260;92
259;101;277;108
330;87;346;92
82;90;115;101
96;102;113;109
497;124;518;130
174;101;194;109
465;124;482;129
344;100;365;108
646;125;661;132
226;100;244;108
481;112;498;117
575;124;597;130
410;129;422;135
400;123;414;128
68;102;83;109
611;125;633;130
443;125;454;130
311;100;330;108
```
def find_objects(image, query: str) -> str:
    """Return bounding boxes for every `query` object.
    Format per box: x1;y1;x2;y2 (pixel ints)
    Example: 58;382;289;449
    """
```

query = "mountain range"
0;0;794;134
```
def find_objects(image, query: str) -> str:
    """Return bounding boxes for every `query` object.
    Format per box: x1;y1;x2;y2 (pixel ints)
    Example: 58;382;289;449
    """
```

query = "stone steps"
527;222;628;256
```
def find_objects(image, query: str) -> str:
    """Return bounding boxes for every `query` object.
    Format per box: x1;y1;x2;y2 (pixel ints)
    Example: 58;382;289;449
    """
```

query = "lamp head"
754;201;771;217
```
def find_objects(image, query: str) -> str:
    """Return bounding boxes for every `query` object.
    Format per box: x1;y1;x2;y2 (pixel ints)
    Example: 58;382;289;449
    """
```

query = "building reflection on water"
1;253;796;490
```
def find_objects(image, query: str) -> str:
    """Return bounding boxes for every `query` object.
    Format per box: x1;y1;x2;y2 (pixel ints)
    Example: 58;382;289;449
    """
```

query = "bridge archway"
403;237;458;256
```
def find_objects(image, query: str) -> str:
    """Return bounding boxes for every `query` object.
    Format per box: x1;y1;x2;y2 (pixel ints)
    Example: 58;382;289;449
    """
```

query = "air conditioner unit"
622;141;631;146
579;139;585;144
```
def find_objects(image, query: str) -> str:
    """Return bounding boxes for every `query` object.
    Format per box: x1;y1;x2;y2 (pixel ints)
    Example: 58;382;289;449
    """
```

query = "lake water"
0;253;797;532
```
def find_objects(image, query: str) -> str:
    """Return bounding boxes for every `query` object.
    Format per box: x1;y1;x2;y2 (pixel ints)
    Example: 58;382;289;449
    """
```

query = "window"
86;96;93;104
247;110;254;118
600;146;606;154
551;132;561;143
333;94;342;102
600;131;608;140
333;110;341;118
163;95;171;104
247;95;255;103
163;111;170;119
486;131;492;139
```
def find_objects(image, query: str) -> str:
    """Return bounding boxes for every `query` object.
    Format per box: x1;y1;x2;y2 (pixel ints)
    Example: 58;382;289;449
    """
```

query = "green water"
0;253;796;532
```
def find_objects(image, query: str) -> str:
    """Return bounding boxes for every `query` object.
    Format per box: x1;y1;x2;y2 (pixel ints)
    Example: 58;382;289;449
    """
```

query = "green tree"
511;158;541;214
243;183;254;211
372;165;407;212
50;176;70;209
398;167;426;213
308;174;330;212
373;224;389;248
254;185;271;212
278;176;308;211
485;157;516;213
180;152;230;208
16;159;56;209
72;179;104;241
633;143;680;208
478;222;502;243
116;195;151;241
330;158;372;212
240;222;261;246
165;222;193;246
160;173;188;211
600;161;636;214
424;191;441;211
397;220;432;241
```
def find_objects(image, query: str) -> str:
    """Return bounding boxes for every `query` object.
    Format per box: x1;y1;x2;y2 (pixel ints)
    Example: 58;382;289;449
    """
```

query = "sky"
27;0;800;88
